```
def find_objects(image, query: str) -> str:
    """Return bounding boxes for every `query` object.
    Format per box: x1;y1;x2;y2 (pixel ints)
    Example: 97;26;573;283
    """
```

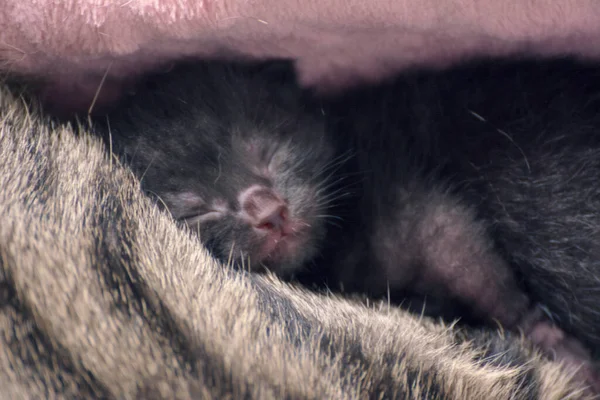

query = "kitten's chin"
256;229;314;276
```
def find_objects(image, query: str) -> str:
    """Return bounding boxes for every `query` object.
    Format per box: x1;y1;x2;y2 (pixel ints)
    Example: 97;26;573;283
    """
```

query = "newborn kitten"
321;57;600;392
93;60;345;277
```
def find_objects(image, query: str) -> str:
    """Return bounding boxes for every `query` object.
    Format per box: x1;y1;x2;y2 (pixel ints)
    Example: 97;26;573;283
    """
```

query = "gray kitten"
94;60;345;277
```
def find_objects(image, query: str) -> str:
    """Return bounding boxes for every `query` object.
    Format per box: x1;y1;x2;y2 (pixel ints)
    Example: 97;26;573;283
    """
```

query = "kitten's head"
159;122;338;276
109;61;345;277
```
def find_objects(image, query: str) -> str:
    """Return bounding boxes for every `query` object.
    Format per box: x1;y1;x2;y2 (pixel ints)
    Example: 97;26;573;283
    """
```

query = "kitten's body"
324;58;600;350
442;60;600;359
320;58;600;388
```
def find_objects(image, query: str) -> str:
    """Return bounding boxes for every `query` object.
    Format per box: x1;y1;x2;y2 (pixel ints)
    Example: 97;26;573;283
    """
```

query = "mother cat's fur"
0;83;593;398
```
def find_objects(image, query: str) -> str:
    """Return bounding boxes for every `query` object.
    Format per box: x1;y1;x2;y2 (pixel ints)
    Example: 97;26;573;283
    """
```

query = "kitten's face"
106;62;347;277
135;117;339;277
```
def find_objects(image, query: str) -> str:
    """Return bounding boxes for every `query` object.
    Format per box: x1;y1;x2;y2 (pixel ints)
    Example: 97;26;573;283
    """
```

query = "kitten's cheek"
294;185;320;215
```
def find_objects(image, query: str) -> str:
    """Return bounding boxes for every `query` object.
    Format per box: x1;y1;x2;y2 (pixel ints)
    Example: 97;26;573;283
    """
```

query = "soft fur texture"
92;61;337;277
4;2;600;398
0;81;594;398
311;58;600;388
320;58;600;355
3;0;600;113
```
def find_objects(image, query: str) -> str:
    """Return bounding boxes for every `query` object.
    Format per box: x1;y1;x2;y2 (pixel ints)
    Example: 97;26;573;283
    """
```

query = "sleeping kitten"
93;60;348;278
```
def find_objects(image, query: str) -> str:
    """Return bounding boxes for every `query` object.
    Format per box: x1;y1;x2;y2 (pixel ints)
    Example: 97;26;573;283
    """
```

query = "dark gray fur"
321;57;600;389
93;60;343;278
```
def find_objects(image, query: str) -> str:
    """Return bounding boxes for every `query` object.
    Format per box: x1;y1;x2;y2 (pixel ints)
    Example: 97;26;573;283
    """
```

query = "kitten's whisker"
139;155;157;184
315;214;344;221
315;187;352;201
324;220;343;229
313;151;353;178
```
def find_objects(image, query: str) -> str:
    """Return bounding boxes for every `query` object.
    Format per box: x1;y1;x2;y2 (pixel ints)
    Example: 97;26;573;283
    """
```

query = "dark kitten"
320;57;600;391
93;60;346;277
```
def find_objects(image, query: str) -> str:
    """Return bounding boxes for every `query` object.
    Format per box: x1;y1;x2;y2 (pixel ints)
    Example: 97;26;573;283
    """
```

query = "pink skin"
238;185;309;265
3;1;600;113
520;307;600;394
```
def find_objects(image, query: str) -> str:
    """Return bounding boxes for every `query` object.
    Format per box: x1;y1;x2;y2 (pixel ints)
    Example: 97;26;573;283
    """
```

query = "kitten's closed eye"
181;208;226;224
163;192;228;223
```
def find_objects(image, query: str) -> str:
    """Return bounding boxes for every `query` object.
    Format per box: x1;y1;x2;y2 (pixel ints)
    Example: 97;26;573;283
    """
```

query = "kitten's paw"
520;306;600;395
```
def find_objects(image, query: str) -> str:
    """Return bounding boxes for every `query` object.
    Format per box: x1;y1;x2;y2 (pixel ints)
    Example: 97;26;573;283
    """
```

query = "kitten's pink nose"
255;203;289;231
239;186;290;233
